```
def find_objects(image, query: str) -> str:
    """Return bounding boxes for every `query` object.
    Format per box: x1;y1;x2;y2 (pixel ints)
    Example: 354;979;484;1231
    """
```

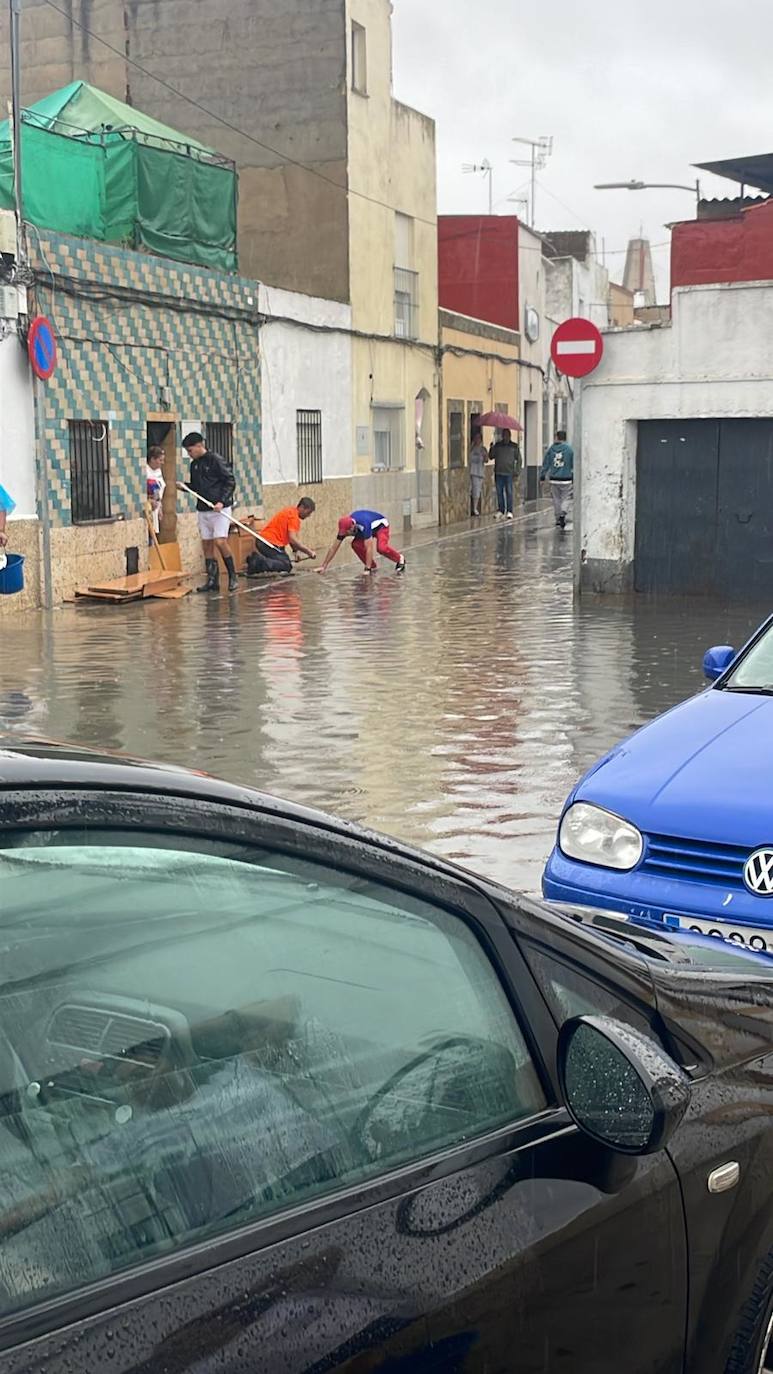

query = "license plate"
671;914;773;954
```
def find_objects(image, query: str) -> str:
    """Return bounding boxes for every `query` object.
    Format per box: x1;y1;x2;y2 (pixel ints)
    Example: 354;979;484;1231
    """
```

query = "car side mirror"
703;646;735;681
557;1015;690;1156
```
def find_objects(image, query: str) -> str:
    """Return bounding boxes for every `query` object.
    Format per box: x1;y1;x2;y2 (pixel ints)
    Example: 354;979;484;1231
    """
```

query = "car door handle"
708;1161;740;1194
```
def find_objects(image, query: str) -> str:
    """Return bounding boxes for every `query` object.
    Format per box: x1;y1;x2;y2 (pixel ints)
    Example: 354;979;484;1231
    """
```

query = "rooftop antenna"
511;136;553;228
462;159;494;215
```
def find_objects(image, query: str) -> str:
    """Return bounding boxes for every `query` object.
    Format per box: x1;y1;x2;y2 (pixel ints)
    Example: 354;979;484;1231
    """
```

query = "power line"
438;222;671;255
534;178;593;231
38;1;673;268
41;0;439;232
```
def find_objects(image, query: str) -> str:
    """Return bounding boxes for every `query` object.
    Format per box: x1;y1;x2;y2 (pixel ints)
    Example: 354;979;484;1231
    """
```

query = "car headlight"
559;803;643;871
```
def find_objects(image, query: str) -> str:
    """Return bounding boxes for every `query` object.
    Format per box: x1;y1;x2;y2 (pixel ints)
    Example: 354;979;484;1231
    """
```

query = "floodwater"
1;514;769;894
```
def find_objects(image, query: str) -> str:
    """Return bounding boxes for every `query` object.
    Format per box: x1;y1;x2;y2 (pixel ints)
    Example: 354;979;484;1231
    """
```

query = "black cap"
182;432;205;448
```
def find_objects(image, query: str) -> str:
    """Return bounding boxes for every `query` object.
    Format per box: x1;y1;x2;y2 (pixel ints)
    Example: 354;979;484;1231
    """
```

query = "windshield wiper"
720;685;773;695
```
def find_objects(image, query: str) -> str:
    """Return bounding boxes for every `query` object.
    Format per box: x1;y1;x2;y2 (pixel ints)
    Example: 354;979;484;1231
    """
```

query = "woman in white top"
146;447;166;536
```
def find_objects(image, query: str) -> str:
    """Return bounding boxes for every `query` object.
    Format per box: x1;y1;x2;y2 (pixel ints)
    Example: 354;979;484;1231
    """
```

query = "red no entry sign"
28;315;58;381
551;317;604;379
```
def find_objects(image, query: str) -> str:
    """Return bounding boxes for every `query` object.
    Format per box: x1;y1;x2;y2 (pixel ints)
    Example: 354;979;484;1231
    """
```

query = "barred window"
69;421;111;524
205;422;234;471
296;410;323;485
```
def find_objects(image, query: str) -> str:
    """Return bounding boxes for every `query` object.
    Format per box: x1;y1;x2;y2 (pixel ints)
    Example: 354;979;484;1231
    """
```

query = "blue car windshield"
724;625;773;690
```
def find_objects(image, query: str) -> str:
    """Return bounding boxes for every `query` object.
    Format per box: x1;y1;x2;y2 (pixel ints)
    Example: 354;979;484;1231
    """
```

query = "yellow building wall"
347;0;439;529
439;323;521;524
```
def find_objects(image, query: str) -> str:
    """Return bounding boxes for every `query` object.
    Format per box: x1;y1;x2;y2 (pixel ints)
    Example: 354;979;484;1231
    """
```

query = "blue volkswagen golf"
543;614;773;954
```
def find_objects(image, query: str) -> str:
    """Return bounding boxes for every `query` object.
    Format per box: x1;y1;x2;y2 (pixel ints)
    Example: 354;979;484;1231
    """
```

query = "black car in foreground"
0;742;773;1373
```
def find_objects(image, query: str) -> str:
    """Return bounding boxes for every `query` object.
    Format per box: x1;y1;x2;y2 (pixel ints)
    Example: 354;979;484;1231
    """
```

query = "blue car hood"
576;689;773;845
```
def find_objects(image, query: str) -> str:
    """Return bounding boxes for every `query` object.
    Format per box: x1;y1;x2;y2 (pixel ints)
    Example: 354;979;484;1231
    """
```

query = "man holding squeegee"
245;499;317;576
179;433;238;593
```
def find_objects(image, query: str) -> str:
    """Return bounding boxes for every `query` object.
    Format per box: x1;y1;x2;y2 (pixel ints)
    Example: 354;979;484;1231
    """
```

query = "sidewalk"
401;499;552;554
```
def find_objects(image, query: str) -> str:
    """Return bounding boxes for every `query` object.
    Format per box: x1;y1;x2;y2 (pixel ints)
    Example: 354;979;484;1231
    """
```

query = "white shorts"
197;508;232;540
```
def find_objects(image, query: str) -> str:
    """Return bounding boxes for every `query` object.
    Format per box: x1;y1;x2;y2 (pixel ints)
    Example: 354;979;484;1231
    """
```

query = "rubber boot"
224;555;238;592
197;558;219;594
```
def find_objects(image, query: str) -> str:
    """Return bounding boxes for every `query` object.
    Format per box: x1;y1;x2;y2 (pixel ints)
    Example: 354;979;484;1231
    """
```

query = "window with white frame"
372;406;405;471
352;22;367;94
394;269;419;339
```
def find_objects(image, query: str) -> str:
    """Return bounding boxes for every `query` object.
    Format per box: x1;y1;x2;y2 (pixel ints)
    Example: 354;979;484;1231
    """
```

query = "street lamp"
462;160;494;215
595;178;702;205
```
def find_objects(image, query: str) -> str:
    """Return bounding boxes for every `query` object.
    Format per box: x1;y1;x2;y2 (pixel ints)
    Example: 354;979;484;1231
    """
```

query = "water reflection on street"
1;516;768;893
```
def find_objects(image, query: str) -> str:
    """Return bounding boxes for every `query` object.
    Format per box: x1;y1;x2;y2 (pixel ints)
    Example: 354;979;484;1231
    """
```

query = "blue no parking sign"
28;315;57;381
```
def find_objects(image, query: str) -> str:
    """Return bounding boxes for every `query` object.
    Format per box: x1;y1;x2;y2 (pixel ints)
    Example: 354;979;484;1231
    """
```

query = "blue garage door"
635;418;773;595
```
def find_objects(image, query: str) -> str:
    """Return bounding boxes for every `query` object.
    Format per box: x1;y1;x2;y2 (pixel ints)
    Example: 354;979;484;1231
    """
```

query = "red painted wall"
672;200;773;289
438;216;519;330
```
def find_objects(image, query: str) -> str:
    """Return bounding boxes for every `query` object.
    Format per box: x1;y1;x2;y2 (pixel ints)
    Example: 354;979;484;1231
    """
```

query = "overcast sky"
392;0;770;299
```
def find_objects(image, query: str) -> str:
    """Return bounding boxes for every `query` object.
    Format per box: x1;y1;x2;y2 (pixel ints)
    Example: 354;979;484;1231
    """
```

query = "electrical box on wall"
0;211;16;257
356;426;370;456
0;286;19;319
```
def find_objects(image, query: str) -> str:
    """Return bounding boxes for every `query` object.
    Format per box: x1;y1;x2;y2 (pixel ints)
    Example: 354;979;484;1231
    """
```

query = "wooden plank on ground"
75;588;145;603
150;586;192;600
85;571;182;597
150;543;183;573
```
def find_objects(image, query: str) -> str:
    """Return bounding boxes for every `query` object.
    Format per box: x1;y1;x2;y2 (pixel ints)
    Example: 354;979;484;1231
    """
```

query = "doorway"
146;417;178;545
635;417;773;596
415;389;433;514
523;400;539;502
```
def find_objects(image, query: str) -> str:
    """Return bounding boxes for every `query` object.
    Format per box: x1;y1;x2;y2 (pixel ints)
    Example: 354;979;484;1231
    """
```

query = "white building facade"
258;284;354;529
581;280;773;597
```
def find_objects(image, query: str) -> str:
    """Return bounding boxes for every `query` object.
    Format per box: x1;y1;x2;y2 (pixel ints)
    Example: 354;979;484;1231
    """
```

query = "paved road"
0;513;767;892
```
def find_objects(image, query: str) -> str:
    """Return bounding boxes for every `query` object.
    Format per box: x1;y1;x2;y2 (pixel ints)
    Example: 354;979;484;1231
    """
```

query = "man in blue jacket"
317;510;406;575
540;431;574;528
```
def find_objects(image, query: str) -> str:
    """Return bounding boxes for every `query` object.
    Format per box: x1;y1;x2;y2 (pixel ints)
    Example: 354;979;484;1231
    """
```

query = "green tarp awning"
0;82;238;272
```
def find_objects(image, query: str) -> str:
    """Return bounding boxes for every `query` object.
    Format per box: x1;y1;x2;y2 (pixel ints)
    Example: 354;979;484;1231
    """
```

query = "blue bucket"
0;554;25;595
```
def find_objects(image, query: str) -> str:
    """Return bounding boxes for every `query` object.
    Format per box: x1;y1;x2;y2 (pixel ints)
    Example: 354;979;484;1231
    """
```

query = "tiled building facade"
24;232;261;604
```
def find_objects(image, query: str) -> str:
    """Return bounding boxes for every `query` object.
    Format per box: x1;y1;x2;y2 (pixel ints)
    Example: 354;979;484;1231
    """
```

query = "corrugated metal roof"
695;153;773;195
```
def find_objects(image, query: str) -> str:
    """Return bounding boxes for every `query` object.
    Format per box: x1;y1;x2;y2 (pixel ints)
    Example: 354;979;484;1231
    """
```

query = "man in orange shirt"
246;497;317;576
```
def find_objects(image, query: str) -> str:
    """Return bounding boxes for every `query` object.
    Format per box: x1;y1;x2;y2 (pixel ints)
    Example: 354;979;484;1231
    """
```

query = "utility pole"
462;160;494;215
9;0;25;261
511;136;553;228
9;0;53;611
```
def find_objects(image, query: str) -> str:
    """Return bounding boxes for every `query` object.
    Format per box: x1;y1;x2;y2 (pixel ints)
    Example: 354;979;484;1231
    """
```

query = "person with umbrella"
483;414;522;521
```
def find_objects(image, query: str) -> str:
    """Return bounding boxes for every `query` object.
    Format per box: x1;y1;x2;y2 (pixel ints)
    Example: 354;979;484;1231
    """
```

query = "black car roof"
0;738;720;986
0;736;407;847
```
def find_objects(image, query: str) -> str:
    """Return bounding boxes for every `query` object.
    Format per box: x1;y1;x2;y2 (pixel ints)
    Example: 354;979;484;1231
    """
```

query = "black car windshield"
722;623;773;691
0;828;544;1320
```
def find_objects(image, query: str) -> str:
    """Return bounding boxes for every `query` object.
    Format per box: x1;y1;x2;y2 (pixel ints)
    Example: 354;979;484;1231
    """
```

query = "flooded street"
1;513;768;893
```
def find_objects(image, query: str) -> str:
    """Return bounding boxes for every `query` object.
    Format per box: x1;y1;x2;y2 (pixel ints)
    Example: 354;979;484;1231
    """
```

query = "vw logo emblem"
744;849;773;896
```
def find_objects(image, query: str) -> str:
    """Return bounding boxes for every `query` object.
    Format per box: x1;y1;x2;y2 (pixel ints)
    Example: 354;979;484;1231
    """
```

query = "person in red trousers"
317;510;406;576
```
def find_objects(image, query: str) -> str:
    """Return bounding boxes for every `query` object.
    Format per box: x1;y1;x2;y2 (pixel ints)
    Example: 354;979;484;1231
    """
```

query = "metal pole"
9;0;25;260
33;374;53;610
573;380;582;597
488;167;493;216
11;0;52;609
531;145;536;228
